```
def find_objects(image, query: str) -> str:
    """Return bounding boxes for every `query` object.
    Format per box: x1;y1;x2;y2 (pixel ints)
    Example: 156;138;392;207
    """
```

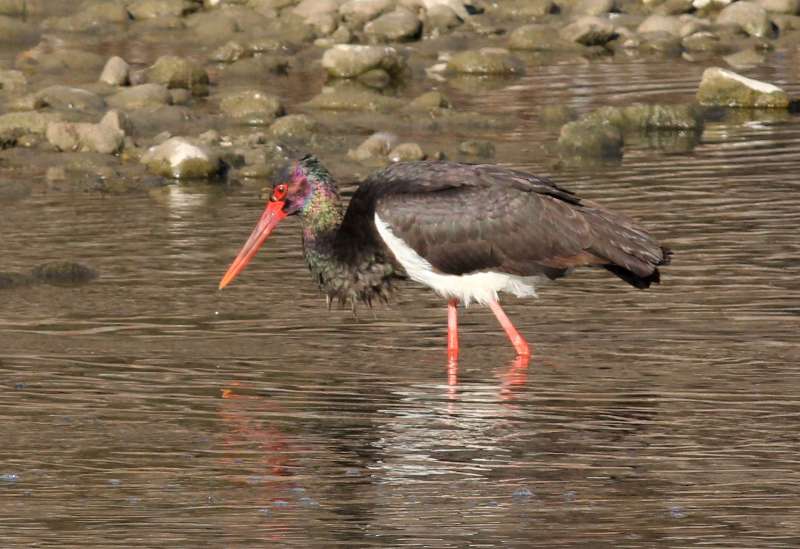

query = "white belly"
375;213;540;306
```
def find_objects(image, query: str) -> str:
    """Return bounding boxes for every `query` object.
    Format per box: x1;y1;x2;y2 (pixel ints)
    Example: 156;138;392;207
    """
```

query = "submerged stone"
0;272;32;289
146;55;210;96
447;48;524;75
219;90;285;125
458;139;495;157
558;119;623;159
31;262;98;286
389;142;425;161
348;131;398;162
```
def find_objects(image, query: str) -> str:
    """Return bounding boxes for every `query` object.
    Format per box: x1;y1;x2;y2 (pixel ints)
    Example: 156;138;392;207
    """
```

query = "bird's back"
337;161;670;289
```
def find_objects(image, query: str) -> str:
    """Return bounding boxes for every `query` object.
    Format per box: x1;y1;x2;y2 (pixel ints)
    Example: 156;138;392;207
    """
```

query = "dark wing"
339;161;670;288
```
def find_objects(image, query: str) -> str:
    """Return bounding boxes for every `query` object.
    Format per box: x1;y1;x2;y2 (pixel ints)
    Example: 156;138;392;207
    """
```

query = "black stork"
219;155;670;361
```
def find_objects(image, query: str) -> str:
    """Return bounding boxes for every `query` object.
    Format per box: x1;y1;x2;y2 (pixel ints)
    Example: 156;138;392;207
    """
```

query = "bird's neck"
300;184;344;262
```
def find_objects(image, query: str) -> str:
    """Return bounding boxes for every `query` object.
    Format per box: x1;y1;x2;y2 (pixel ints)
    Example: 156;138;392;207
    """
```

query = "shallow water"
3;25;800;549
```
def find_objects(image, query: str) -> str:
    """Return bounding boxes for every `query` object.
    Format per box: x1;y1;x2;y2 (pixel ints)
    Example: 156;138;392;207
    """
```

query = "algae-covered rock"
447;48;524;75
219;90;285;125
321;44;407;79
141;137;222;179
269;114;318;139
559;16;616;46
558;119;623;159
696;67;789;108
585;103;703;130
364;8;422;42
0;111;62;136
408;90;451;110
458;139;495;157
306;87;404;111
509;25;568;50
717;1;772;37
146;55;210;96
31;262;98;286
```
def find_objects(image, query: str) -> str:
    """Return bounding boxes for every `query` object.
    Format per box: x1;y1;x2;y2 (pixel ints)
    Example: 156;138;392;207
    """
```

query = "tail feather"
604;246;671;289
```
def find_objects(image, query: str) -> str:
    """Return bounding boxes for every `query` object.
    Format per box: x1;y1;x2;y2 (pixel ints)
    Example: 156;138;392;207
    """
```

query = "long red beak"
219;200;287;290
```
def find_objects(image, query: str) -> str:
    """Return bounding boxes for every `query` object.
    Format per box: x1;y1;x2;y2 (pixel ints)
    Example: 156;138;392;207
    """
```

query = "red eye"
272;184;288;201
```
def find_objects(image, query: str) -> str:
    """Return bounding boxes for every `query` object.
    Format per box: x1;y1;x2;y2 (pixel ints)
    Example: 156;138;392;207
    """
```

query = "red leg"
447;299;459;362
488;300;531;357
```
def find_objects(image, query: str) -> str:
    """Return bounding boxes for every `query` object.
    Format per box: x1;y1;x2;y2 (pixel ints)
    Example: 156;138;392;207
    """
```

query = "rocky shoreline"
0;0;797;192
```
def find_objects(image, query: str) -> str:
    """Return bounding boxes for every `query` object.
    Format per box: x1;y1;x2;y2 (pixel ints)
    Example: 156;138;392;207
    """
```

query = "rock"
539;104;577;125
637;14;683;36
0;0;26;16
356;68;392;88
447;48;524;75
35;86;106;114
500;0;557;17
697;67;789;108
170;88;192;105
46;113;126;154
340;0;393;25
0;14;36;43
681;30;728;52
128;0;199;19
348;131;398;161
293;0;340;18
219;90;285;125
210;40;247;63
0;111;61;136
0;272;31;289
31;262;97;286
425;5;462;34
458;139;495;157
559;16;616;46
42;2;130;31
717;1;772;37
269;114;318;139
186;11;239;42
509;24;566;50
612;104;702;130
723;48;766;68
408;90;451;109
638;31;684;55
389;142;425;161
321;44;407;78
307;86;404;111
558;119;623;159
756;0;799;13
655;0;695;14
575;0;615;15
100;56;131;86
146;55;209;96
0;69;27;94
141;137;222;179
107;83;173;110
221;56;291;83
364;8;422;42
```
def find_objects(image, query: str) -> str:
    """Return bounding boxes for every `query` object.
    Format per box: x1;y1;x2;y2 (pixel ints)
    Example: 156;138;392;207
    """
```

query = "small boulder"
141;137;222;179
107;83;172;110
269;114;318;139
31;262;97;286
219;90;285;125
509;24;566;50
46;112;126;154
408;90;451;110
756;0;799;13
348;131;398;161
293;0;340;18
696;67;789;108
128;0;199;19
458;139;495;157
35;86;106;114
321;44;407;79
558;119;623;159
717;1;772;37
340;0;394;25
447;48;524;75
559;16;616;46
100;56;131;86
389;142;425;162
425;4;463;34
364;8;422;42
146;55;210;96
637;14;683;36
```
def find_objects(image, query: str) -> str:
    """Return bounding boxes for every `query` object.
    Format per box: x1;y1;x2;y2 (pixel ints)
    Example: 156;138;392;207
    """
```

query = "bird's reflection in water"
445;354;531;405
